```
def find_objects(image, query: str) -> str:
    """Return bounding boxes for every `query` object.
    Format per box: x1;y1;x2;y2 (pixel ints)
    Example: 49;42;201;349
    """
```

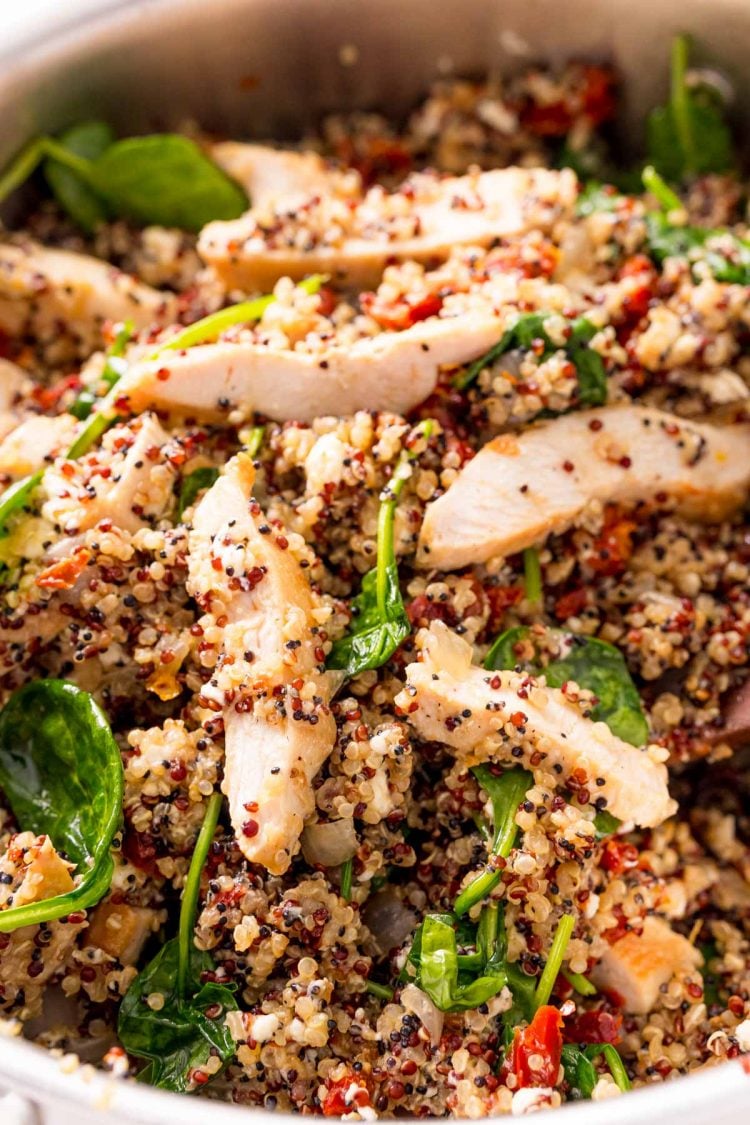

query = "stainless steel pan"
0;0;748;1120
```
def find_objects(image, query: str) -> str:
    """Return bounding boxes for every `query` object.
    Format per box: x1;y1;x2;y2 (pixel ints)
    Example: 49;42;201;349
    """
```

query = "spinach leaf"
157;275;324;355
454;766;532;917
43;134;247;232
523;547;542;606
0;129;248;232
562;1043;631;1097
562;968;597;996
244;425;265;460
0;680;123;932
534;913;574;1008
177;468;220;521
485;626;648;747
455;312;607;407
413;914;508;1012
0;470;44;541
340;857;353;902
70;319;134;422
646;36;732;181
328;421;434;676
646;209;750;284
118;792;238;1092
44;121;115;232
575;182;625;218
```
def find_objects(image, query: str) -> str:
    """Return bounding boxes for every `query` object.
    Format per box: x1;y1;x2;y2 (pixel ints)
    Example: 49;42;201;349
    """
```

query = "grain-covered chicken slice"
418;406;750;570
85;901;161;965
210;141;359;210
42;413;174;535
0;832;86;1019
0;241;177;352
187;455;335;874
0;413;78;480
199;166;576;291
591;916;702;1014
0;359;29;440
395;622;674;828
117;309;503;423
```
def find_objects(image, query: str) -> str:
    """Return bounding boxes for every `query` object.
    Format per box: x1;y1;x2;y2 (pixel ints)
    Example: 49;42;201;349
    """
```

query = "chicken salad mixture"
0;33;748;1117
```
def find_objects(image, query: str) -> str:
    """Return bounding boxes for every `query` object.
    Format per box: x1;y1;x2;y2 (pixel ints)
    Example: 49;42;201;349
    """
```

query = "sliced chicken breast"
0;413;78;479
42;413;173;535
210;141;359;210
418;406;750;570
187;455;336;874
591;916;702;1013
0;241;178;351
199;167;576;291
395;622;674;828
116;309;504;423
0;359;29;441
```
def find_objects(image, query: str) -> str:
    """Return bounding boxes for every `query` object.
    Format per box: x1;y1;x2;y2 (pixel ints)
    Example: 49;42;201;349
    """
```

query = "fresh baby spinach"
0;680;123;932
562;1042;631;1097
118;792;238;1092
455;311;607;407
328;420;434;677
485;625;648;747
44;121;115;233
0;126;248;232
454;765;532;917
646;35;732;182
177;468;220;521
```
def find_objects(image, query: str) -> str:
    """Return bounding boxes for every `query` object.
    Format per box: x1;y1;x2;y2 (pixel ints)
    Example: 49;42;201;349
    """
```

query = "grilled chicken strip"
198;166;576;291
395;622;674;828
0;241;177;352
0;413;78;480
117;309;503;423
187;455;336;874
42;413;173;535
418;406;750;570
591;916;702;1013
210;141;359;210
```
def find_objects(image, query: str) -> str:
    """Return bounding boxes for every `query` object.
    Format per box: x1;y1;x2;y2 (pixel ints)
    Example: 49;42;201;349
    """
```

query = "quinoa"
0;55;748;1119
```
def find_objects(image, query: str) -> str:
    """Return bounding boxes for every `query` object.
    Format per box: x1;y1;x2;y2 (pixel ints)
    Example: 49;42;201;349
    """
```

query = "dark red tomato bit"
322;1076;370;1116
554;587;587;620
564;1006;622;1045
600;838;639;876
504;1005;563;1089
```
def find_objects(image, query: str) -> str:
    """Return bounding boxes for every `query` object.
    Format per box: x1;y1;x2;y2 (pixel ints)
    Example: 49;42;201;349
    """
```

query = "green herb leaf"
119;940;238;1091
0;470;44;541
43;121;114;232
0;129;248;233
646;36;732;181
118;792;238;1092
455;312;607;407
593;809;621;838
0;681;123;932
70;319;134;421
340;857;353;902
43;134;247;232
328;422;433;676
561;1043;600;1098
534;912;574;1008
562;968;598;997
454;766;532;917
485;626;648;746
244;425;266;460
177;468;220;521
523;547;542;606
562;1042;631;1097
416;914;508;1012
157;276;324;356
